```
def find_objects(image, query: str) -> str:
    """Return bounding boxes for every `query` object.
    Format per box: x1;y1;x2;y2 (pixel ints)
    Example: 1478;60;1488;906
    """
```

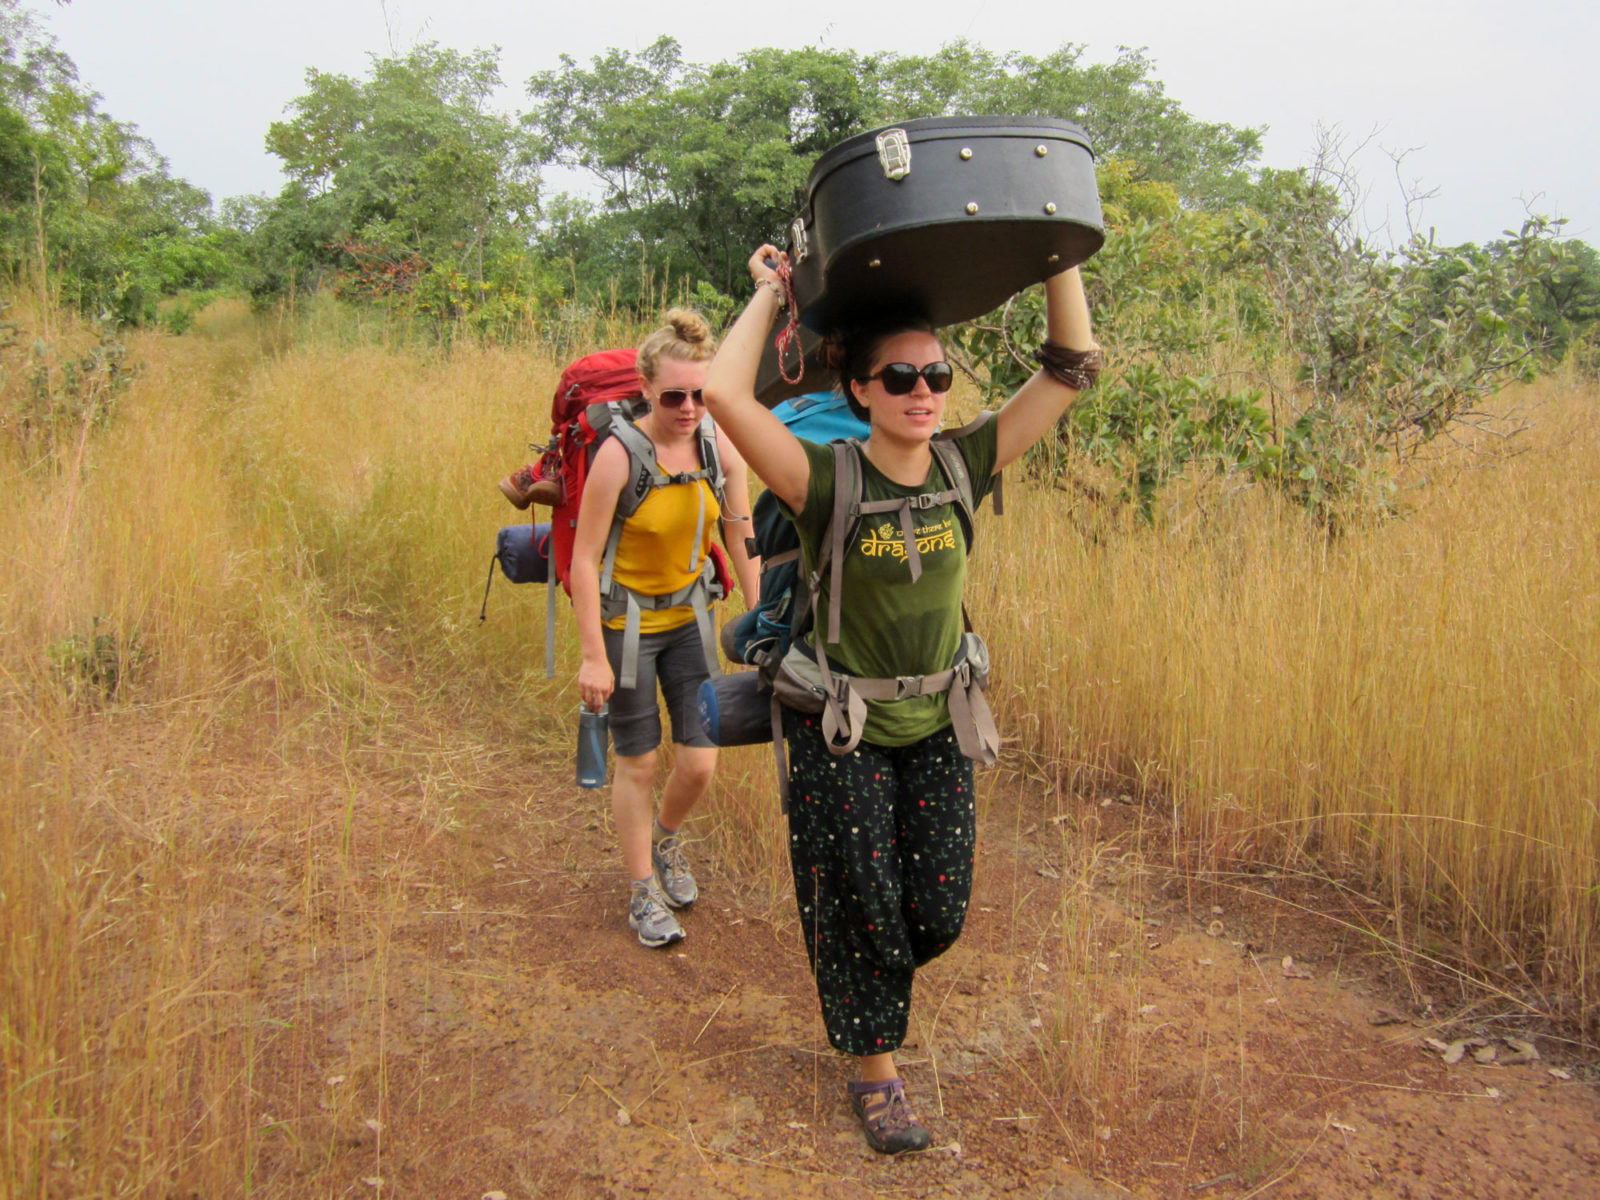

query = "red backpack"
494;348;730;685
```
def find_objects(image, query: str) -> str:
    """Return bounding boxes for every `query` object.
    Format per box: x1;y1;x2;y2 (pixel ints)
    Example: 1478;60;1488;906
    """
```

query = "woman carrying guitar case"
705;131;1102;1146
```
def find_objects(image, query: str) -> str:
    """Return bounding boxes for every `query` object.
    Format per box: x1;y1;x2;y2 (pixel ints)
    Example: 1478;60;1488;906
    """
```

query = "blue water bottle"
576;703;609;788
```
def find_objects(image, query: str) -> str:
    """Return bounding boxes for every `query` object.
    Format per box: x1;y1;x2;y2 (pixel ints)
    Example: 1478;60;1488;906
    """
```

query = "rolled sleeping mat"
496;521;552;584
697;671;773;747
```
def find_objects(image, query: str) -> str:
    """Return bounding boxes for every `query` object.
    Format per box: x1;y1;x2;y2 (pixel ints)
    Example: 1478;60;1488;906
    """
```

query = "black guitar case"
756;115;1104;404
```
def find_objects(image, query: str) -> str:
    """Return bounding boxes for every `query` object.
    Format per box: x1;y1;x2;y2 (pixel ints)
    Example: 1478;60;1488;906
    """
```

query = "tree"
525;39;882;299
1515;234;1600;362
524;40;1263;300
875;42;1261;207
0;0;230;321
261;42;539;302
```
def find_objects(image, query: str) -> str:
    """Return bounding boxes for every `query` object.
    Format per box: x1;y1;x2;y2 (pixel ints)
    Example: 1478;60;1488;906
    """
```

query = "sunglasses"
655;387;705;409
858;361;954;396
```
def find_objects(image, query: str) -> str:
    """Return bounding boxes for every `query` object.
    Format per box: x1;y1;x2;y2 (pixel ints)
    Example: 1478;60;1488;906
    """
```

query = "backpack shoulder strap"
818;439;865;646
598;402;664;522
696;414;726;504
593;402;662;593
599;402;722;600
932;408;1003;532
928;437;977;544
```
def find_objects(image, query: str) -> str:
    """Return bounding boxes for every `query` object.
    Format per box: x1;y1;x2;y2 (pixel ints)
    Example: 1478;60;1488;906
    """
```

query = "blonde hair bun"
637;307;716;379
664;307;711;345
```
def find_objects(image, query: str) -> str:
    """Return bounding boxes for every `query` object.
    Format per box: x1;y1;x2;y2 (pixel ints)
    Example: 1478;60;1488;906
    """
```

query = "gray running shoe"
651;832;698;908
628;879;684;948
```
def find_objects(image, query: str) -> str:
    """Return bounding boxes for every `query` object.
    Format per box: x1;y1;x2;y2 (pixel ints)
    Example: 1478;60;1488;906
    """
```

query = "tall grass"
0;296;728;1195
2;295;1594;1193
971;371;1600;1030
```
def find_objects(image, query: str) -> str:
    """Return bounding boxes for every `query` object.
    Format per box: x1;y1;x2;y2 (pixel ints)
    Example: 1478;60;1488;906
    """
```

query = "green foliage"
525;39;876;299
255;42;541;321
0;311;137;464
1063;365;1274;516
47;615;148;701
1231;169;1549;454
874;42;1261;207
0;1;240;323
951;152;1569;526
524;39;1263;300
1517;235;1600;364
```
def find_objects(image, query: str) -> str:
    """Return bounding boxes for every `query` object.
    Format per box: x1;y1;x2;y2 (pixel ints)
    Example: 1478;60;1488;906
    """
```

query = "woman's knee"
671;744;717;791
613;750;659;788
905;869;972;965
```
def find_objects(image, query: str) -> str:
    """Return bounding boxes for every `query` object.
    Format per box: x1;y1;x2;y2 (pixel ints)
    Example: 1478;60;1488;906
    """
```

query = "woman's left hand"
749;245;786;291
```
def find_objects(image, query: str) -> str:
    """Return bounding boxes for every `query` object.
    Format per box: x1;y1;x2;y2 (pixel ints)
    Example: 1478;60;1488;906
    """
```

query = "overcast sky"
32;0;1600;246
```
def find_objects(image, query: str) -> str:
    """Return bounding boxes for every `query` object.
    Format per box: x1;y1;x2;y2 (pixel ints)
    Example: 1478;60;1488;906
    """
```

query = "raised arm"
701;246;813;513
991;266;1101;472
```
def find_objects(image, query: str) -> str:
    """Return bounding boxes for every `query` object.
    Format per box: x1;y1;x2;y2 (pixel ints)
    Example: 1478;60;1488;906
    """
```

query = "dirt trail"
144;715;1600;1200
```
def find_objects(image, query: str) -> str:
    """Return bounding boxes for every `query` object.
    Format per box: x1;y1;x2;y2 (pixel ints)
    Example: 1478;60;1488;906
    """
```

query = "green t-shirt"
781;419;999;746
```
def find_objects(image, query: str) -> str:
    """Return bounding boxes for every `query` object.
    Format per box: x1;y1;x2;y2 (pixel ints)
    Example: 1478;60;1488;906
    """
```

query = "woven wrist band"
1035;342;1103;391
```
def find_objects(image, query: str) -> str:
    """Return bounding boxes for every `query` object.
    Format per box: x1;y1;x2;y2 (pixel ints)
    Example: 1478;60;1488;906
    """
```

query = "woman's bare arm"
570;437;629;711
992;266;1100;472
702;247;813;513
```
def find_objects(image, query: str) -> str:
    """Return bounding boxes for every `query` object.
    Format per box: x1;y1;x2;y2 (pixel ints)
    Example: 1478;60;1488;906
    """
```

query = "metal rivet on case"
1036;144;1049;156
965;202;979;215
960;147;973;160
1044;202;1058;215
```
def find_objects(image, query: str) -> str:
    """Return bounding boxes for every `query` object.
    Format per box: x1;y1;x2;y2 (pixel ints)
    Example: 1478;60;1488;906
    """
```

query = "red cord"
772;258;805;385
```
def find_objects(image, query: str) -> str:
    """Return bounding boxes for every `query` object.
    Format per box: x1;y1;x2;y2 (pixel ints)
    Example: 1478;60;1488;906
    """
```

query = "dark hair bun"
817;330;849;374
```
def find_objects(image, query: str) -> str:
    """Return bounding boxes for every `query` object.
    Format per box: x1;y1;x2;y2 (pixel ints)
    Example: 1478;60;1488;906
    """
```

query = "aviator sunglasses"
858;361;955;395
654;387;705;409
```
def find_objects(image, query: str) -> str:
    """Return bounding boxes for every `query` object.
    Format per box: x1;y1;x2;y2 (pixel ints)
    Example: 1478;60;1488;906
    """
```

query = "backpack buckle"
908;493;940;510
895;674;925;698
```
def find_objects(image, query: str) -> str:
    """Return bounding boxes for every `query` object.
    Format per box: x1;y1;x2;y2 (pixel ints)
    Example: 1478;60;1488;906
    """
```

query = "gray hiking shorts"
602;620;714;756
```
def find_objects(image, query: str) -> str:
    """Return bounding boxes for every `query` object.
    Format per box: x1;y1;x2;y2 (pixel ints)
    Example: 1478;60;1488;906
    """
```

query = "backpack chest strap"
607;412;722;576
599;474;713;594
822;483;962;644
853;487;963;586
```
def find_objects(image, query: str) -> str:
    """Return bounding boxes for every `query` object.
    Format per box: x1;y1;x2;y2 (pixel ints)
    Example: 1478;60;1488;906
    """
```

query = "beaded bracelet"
1035;341;1103;391
755;278;788;308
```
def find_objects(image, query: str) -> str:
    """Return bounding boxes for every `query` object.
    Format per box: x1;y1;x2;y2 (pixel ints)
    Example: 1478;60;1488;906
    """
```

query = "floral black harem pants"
783;712;976;1057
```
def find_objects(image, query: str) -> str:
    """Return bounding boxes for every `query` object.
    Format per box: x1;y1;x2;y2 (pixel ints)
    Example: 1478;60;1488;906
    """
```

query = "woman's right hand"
578;657;614;713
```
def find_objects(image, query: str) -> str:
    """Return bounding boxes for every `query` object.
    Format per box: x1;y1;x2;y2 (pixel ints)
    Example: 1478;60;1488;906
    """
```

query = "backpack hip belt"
600;555;726;690
772;631;1000;783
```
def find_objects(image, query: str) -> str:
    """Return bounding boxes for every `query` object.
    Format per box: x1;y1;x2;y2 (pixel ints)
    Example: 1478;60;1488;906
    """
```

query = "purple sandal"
849;1077;931;1154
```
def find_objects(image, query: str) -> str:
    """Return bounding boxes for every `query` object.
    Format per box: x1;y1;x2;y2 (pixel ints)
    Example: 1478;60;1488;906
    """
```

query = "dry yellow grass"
2;299;1595;1194
970;370;1600;1028
0;300;797;1194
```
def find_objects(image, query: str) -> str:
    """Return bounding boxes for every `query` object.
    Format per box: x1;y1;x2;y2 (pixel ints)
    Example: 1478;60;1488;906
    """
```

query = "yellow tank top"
604;476;721;633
